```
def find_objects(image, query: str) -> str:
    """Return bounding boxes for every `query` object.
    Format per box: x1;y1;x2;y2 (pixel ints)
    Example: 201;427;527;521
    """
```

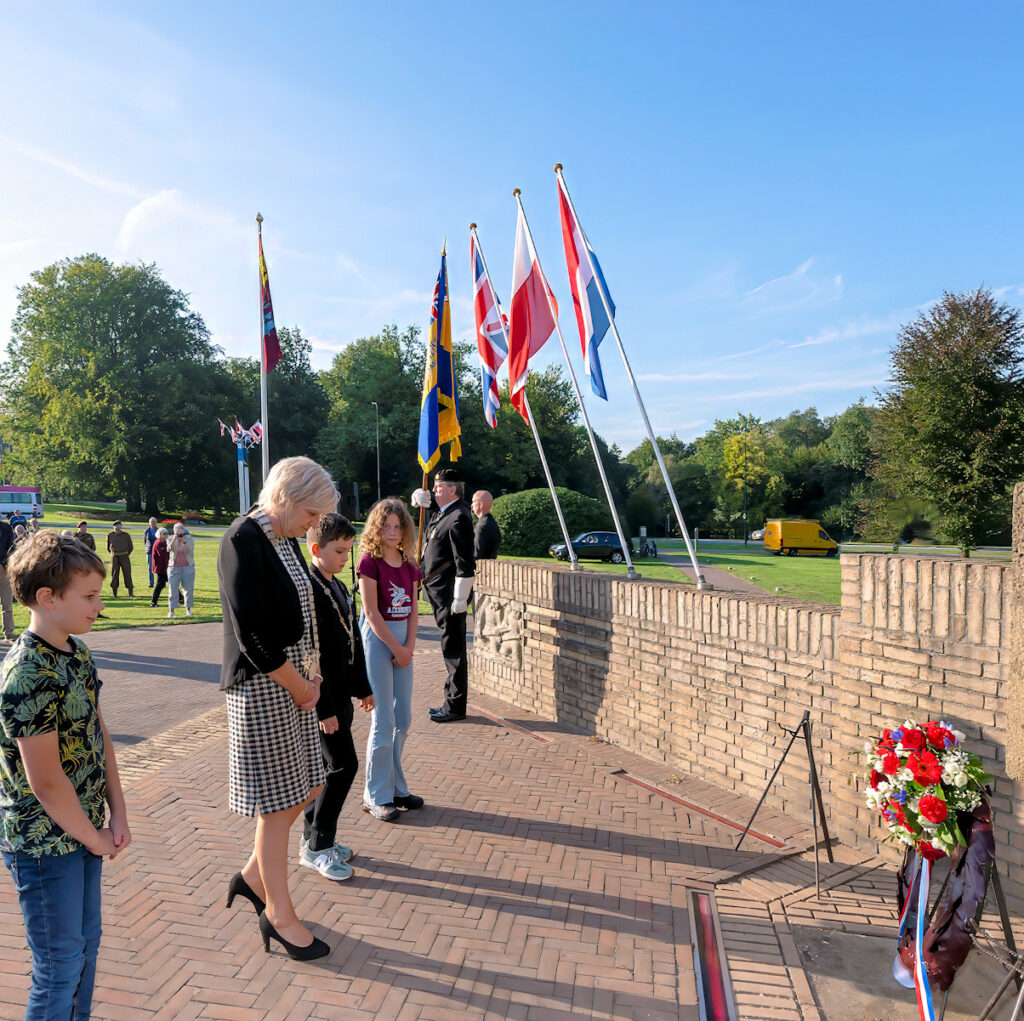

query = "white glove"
411;488;432;509
451;575;474;614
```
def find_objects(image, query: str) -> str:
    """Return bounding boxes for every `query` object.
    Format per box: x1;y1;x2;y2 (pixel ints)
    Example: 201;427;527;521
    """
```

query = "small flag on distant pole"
471;230;508;428
507;198;558;422
557;172;614;399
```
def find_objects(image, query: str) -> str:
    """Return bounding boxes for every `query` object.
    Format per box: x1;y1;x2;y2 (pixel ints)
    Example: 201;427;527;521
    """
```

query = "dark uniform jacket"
420;499;475;614
473;513;501;561
0;521;14;568
309;570;371;723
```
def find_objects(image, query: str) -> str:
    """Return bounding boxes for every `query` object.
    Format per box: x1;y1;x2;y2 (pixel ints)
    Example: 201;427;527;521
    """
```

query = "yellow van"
763;519;838;557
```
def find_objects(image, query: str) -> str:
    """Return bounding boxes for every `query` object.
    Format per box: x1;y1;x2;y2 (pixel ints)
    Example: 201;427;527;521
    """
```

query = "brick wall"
470;548;1022;908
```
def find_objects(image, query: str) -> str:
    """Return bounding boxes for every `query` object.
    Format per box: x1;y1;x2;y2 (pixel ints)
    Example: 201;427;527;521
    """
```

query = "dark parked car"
549;531;635;564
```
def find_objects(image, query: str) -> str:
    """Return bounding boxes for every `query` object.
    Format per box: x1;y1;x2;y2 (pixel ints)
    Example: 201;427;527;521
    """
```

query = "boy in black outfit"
301;513;374;881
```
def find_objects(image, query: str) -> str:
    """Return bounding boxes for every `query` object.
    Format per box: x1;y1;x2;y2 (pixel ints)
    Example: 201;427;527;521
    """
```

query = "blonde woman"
217;456;338;961
357;499;423;822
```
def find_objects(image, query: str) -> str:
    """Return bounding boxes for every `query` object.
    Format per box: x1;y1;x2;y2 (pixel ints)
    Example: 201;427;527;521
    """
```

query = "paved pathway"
1;623;1019;1019
659;553;763;593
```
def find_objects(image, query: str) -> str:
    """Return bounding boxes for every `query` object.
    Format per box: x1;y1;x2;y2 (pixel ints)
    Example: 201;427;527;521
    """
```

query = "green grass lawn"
658;540;841;603
511;554;691;585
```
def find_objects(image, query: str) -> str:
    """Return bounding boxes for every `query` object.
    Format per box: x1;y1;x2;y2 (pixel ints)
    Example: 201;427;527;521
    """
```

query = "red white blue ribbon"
913;856;937;1020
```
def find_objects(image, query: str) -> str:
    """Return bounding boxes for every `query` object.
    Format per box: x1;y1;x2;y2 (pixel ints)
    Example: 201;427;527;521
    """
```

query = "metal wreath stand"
734;710;834;896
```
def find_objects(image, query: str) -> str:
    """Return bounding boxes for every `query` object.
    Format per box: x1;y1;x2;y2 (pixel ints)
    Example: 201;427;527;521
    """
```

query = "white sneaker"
167;610;175;618
299;844;353;882
185;609;192;617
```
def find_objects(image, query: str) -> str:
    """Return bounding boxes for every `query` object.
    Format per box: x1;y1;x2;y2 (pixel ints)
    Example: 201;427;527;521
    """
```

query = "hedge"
490;487;612;557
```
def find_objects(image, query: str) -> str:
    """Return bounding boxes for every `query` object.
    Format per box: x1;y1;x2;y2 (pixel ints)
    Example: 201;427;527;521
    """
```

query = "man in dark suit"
471;490;501;561
412;468;475;723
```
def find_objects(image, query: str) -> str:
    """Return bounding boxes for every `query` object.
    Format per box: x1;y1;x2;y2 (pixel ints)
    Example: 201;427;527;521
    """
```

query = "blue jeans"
2;846;102;1020
361;617;413;806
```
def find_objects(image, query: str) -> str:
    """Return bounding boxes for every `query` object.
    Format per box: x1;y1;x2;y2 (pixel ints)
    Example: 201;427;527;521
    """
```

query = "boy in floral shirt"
0;532;131;1018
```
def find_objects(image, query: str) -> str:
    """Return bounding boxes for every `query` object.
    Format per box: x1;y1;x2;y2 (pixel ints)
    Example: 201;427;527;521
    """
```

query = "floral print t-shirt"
0;632;106;856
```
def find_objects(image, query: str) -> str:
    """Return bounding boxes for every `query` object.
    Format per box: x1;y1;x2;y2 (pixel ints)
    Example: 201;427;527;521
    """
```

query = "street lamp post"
370;401;380;503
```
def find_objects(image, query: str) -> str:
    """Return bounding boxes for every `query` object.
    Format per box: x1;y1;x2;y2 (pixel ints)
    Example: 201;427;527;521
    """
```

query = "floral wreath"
864;719;989;860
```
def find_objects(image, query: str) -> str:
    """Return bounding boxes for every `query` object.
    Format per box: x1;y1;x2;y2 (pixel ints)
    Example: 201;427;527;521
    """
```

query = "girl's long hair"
359;498;416;562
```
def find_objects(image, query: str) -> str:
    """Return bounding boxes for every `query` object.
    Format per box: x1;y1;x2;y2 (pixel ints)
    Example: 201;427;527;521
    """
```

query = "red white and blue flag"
471;233;508;429
557;174;615;400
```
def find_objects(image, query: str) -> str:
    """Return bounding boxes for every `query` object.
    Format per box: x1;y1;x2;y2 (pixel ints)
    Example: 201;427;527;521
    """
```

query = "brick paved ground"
1;622;1020;1019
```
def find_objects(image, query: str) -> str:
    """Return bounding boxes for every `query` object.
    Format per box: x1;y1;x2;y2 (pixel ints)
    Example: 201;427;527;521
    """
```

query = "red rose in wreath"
900;728;926;751
908;750;943;786
917;841;946;861
926;723;955;750
870;769;886;790
882;752;901;776
917;794;948;824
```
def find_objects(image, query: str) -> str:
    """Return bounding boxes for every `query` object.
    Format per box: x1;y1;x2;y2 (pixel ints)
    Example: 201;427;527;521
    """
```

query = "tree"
1;254;235;513
873;288;1024;553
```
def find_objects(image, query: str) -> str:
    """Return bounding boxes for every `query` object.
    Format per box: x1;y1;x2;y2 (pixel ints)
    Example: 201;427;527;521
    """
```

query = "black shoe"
428;706;444;717
226;871;265;916
149;602;157;608
431;711;466;723
393;794;424;811
258;911;330;961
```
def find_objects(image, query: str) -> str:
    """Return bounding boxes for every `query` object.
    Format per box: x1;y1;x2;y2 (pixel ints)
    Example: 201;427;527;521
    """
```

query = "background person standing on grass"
76;521;95;552
105;520;133;597
167;523;195;618
149;528;169;608
217;455;338;961
142;517;158;589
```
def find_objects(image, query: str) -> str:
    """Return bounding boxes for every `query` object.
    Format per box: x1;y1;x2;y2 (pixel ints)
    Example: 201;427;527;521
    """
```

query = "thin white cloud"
0;133;140;198
712;340;787;362
0;239;39;262
745;257;815;297
786;317;894;349
335;253;365;281
637;371;758;382
697;376;884;404
117;190;248;251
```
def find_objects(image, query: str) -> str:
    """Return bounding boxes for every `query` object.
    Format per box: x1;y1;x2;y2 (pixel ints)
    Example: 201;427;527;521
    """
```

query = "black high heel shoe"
258;911;330;961
226;872;265;915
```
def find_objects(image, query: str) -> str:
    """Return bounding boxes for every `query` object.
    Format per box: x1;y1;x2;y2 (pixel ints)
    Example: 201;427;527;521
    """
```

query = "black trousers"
303;699;357;852
436;607;468;716
151;572;167;605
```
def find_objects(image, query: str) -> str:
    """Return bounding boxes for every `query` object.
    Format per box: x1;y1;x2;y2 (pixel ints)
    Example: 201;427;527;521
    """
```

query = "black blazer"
474;513;501;561
218;515;305;691
420;499;475;610
309;572;371;722
0;521;14;568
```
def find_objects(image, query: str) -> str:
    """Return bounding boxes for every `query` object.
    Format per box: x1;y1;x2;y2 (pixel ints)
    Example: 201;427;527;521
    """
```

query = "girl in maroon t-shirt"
357;499;423;821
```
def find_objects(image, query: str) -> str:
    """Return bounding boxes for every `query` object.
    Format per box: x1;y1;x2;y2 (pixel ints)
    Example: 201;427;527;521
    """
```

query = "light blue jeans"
361;616;413;806
168;565;195;612
2;845;102;1020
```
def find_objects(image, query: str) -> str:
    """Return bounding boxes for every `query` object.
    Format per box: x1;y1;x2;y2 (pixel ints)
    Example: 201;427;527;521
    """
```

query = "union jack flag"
470;232;508;428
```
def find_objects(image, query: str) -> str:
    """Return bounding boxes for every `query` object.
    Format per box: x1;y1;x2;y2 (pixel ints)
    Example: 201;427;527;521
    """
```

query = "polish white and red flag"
507;204;558;422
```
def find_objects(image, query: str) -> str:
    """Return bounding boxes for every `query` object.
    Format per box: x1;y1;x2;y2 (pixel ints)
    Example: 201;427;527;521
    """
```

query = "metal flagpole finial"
512;188;521;197
255;212;263;225
553;163;563;172
469;222;476;230
442;237;446;256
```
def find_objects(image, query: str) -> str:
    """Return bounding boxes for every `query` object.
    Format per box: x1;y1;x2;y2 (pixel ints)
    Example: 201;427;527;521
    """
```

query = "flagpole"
471;224;579;571
513;190;638;580
256;213;270;484
554;165;710;589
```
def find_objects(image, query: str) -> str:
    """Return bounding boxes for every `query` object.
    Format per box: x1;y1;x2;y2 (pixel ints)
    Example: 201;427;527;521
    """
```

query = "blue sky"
2;3;1022;451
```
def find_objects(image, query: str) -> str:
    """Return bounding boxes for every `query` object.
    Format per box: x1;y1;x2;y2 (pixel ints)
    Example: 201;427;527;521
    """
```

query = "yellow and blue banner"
418;251;461;471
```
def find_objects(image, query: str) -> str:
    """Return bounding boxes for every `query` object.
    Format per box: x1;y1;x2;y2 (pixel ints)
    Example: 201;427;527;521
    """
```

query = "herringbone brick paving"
2;621;984;1020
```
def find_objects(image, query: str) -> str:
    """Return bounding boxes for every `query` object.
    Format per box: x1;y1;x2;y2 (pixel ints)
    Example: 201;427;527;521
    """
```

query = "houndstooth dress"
225;512;326;816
